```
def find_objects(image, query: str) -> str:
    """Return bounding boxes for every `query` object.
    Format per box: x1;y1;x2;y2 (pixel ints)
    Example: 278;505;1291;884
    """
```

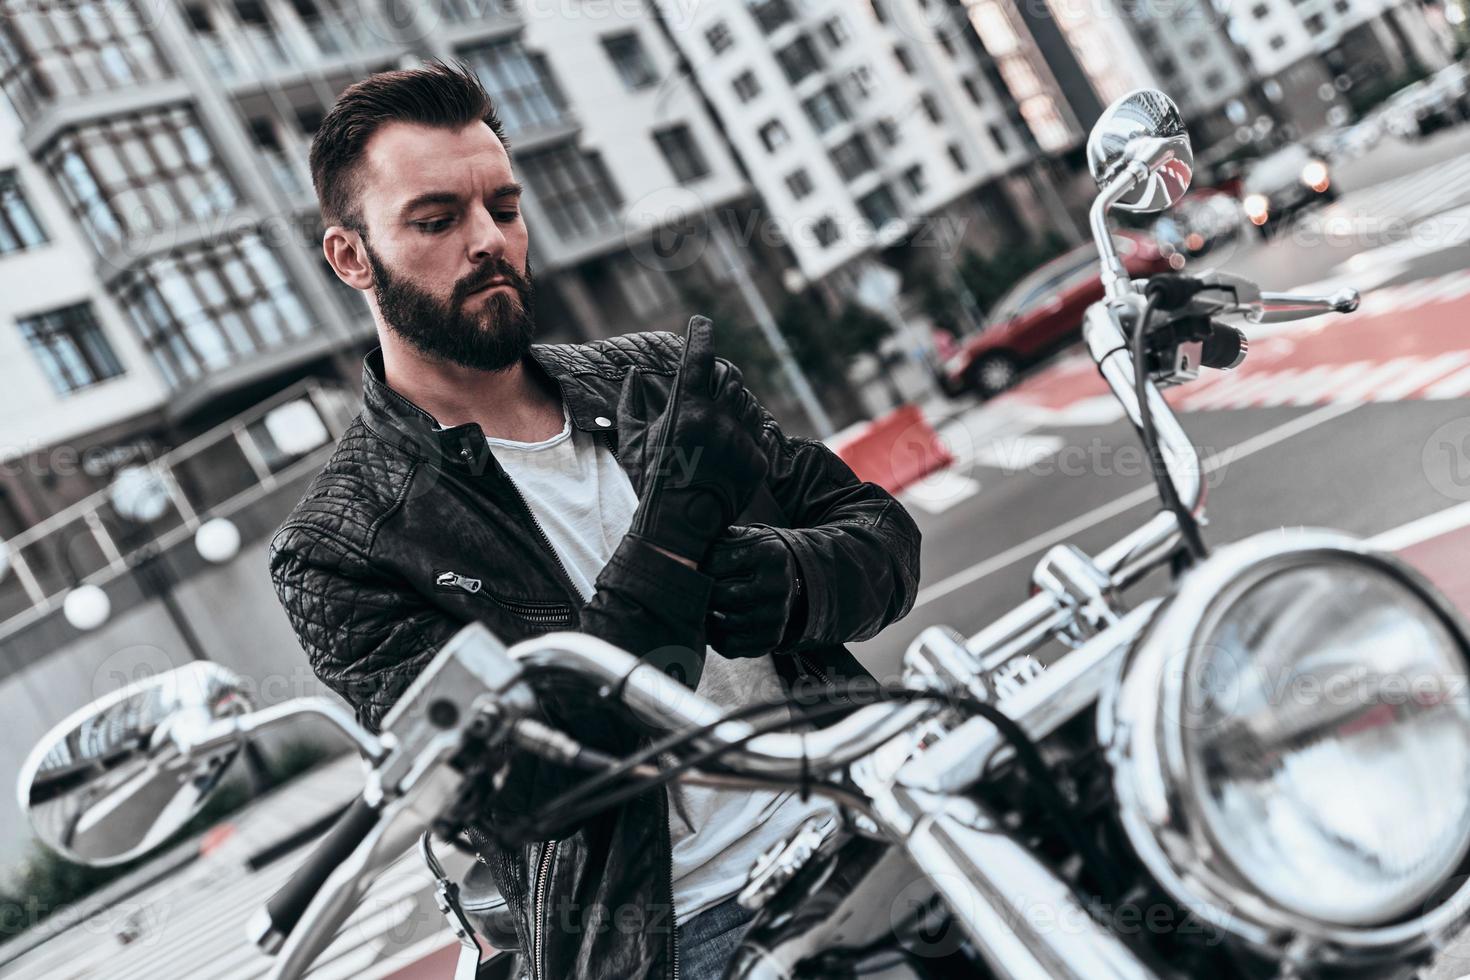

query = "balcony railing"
0;379;356;642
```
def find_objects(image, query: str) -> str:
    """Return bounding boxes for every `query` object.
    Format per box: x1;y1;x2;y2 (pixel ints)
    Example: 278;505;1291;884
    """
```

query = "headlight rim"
1103;529;1470;959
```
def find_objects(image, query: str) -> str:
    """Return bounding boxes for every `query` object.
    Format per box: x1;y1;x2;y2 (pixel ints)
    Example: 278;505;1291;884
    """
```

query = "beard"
364;240;537;372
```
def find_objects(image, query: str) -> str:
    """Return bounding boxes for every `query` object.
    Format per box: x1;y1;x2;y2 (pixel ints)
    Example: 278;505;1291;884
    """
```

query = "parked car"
1239;142;1337;237
940;231;1171;398
1383;69;1470;140
1154;187;1243;257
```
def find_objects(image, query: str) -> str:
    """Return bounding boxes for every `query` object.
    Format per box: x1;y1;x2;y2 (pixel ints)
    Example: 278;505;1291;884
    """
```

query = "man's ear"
323;225;372;291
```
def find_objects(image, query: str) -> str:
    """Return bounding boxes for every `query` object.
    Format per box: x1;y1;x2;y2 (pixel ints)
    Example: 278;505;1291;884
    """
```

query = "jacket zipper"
435;572;573;628
532;838;558;980
664;787;680;980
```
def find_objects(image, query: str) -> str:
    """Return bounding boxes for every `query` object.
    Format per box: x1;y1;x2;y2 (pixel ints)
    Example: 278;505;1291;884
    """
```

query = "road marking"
900;472;983;514
913;402;1360;608
1368;500;1470;552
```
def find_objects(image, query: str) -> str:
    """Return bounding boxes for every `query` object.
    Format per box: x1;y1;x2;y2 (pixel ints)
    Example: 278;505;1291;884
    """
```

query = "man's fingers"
678;315;715;397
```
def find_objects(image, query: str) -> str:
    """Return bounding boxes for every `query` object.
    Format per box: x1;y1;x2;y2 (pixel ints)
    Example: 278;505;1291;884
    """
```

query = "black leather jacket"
268;331;922;980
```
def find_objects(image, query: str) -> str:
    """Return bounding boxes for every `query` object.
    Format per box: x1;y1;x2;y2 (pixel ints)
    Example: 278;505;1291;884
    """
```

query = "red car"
941;231;1170;398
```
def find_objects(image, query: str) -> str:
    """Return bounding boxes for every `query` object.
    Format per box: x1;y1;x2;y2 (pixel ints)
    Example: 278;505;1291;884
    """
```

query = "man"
269;60;921;980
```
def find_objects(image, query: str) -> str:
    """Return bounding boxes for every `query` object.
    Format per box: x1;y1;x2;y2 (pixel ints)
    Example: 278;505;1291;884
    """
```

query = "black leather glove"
621;316;769;564
704;525;808;659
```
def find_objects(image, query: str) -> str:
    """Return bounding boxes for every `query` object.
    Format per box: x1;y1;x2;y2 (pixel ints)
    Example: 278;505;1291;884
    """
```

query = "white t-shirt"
478;405;836;924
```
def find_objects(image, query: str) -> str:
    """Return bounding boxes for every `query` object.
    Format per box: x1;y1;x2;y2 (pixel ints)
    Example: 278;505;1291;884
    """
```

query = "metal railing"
0;379;356;643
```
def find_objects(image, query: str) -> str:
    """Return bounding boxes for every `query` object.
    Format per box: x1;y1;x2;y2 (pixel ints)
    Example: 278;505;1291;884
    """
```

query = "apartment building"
966;0;1256;152
650;0;1063;301
1228;0;1452;132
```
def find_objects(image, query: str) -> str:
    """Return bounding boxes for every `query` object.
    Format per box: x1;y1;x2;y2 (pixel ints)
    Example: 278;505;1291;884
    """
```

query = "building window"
602;32;658;90
785;168;814;199
653;125;711;184
706;21;734;55
844;65;877;102
607;253;677;319
0;0;173;123
812;215;840;247
116;230;314;388
43;105;238;258
962;76;984;106
17;303;124;395
0;170;47;255
858;185;901;229
759;118;791;152
875;117;901;147
921;93;943;124
1187;40;1209;59
902;164;927;196
894;44;916;75
1251;2;1269;16
1303;13;1325;32
520;144;623;242
819;16;850;49
1204;70;1225;89
1334;0;1350;10
948;143;968;172
830;132;876;181
775;35;822;85
460;39;570;133
989;123;1009;153
747;0;795;34
802;84;852;133
1268;34;1287;49
733;69;761;102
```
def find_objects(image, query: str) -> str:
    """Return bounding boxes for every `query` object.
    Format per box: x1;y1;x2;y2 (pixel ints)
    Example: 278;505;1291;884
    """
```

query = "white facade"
0;105;166;460
1230;0;1451;78
654;0;1033;283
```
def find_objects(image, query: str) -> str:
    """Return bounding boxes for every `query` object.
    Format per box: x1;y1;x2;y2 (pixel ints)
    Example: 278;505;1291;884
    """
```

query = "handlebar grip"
1201;326;1248;370
250;795;381;954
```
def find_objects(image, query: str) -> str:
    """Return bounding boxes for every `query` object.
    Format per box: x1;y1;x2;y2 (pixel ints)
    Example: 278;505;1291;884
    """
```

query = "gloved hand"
620;316;769;564
704;525;808;659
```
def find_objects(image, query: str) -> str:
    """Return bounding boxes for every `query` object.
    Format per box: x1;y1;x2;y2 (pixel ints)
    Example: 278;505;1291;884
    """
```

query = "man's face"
350;120;535;372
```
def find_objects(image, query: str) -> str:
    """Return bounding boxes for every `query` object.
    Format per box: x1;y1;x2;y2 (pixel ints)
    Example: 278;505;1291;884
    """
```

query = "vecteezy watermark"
1423;416;1470;502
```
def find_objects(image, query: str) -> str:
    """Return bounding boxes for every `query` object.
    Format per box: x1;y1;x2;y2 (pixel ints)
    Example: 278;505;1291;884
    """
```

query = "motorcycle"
19;88;1470;980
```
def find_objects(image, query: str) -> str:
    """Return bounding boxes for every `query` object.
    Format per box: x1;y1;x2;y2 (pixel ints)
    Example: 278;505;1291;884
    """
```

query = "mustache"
457;262;532;301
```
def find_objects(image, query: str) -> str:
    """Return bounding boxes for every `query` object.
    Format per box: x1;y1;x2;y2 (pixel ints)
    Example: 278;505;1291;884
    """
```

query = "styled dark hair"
310;58;508;233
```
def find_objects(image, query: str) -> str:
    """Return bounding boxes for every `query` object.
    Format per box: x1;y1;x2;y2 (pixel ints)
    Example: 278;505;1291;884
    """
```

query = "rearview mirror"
18;661;253;865
1087;89;1194;213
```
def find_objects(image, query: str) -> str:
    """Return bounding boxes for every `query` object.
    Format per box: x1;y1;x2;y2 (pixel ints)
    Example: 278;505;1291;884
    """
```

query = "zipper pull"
437;571;483;594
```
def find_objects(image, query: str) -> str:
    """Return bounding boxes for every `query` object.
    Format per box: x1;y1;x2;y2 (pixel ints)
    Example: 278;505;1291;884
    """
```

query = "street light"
194;517;242;565
62;584;111;632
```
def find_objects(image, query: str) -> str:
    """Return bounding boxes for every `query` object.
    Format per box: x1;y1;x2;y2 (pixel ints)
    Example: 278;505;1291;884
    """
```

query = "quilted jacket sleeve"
269;517;713;831
725;359;922;650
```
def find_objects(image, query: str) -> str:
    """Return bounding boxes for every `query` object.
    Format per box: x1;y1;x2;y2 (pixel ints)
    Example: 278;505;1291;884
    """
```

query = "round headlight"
1185;562;1470;925
1105;530;1470;958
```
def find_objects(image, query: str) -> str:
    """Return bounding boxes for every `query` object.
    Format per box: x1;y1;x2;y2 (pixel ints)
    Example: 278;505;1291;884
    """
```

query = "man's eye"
495;210;520;224
414;218;453;233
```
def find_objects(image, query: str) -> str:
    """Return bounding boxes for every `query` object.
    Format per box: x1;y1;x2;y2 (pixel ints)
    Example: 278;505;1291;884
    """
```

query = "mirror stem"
1092;163;1147;301
176;697;390;764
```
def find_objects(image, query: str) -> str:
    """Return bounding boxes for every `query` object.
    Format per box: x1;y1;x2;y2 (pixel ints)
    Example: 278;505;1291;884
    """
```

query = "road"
9;125;1470;980
852;122;1470;682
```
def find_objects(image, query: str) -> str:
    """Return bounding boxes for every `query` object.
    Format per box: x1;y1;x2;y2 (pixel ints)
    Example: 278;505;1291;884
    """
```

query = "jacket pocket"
434;570;575;631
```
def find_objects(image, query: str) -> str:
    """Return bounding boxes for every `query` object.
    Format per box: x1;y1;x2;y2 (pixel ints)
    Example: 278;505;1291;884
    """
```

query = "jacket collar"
359;346;618;463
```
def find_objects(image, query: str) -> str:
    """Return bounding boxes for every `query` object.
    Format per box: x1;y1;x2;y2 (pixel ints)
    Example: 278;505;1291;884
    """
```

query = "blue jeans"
677;895;759;980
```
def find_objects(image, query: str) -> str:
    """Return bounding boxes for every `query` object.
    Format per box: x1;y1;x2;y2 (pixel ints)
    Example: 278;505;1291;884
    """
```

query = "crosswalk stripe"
1287;361;1373;406
1375;351;1470;401
1330;356;1425;403
1425;364;1470;400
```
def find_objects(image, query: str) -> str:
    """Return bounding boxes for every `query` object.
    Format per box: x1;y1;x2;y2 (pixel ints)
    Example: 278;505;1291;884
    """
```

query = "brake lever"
266;764;464;980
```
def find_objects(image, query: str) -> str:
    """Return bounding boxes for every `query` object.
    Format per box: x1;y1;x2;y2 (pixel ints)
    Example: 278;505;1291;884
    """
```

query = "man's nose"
467;205;507;262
